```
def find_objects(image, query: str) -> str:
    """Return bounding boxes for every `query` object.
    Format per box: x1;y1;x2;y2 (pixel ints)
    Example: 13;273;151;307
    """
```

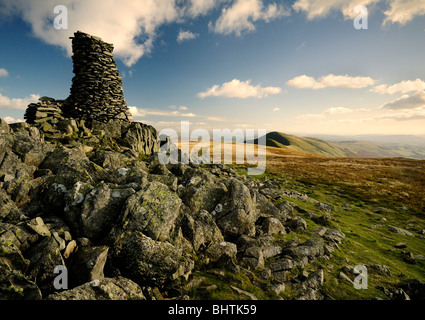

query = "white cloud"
380;92;425;110
207;116;228;122
370;79;425;95
186;0;220;17
2;116;24;124
0;92;40;110
198;79;282;99
383;0;425;25
292;0;425;25
0;68;9;78
297;107;366;120
129;106;196;118
325;107;354;114
177;29;199;43
273;107;280;112
297;113;326;120
287;74;376;89
211;0;290;36
169;105;189;111
0;0;183;67
293;0;379;20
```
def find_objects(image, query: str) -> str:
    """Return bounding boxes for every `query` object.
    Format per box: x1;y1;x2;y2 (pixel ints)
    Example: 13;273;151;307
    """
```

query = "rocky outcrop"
1;116;351;300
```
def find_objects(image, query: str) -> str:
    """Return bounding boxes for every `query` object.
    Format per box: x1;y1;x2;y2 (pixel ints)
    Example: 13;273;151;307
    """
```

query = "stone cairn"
63;31;133;124
24;97;65;124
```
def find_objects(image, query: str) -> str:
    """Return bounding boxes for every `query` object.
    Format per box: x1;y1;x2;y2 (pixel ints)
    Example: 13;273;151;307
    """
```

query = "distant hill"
251;131;425;159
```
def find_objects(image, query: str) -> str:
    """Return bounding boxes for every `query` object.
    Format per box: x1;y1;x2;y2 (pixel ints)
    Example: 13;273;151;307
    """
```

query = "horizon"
1;0;425;136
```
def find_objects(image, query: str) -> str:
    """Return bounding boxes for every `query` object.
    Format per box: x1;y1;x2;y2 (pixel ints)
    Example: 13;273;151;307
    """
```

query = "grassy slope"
178;142;425;300
257;131;425;159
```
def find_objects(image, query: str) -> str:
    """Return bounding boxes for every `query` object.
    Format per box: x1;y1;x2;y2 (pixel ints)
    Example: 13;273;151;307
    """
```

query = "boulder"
111;231;193;286
240;246;264;270
68;182;135;242
119;122;160;156
181;210;224;252
398;279;425;300
0;269;42;300
284;238;325;264
261;217;286;235
117;181;182;242
215;178;257;240
24;237;65;295
0;118;10;134
47;276;145;300
386;225;413;237
69;246;109;287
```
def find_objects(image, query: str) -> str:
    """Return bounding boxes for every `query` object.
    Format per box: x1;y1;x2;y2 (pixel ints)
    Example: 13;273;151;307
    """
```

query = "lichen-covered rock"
181;210;224;252
0;269;42;300
24;237;65;295
111;231;193;286
117;181;182;242
69;246;109;287
47;276;145;300
215;178;257;240
66;182;135;242
119;122;160;156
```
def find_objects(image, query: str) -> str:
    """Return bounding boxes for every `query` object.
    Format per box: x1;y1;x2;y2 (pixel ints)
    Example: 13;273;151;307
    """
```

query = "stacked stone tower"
63;31;133;124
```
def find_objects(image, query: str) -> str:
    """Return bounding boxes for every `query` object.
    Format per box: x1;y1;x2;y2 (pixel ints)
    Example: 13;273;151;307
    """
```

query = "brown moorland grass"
178;141;425;214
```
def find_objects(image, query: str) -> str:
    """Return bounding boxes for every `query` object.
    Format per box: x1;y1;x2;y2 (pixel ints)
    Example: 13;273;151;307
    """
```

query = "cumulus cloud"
177;29;199;43
0;92;40;110
286;74;376;89
297;107;367;120
211;0;290;36
380;92;425;110
383;0;425;25
185;0;221;17
325;107;354;114
0;68;9;78
273;107;280;112
128;106;196;118
2;116;24;124
198;79;282;99
293;0;379;20
293;0;425;25
370;79;425;95
0;0;182;67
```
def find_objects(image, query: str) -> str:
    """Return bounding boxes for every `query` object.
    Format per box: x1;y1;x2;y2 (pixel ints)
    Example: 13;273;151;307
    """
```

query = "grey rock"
47;277;145;300
0;269;42;300
24;237;65;295
262;217;286;235
386;225;413;236
269;258;294;272
240;246;264;270
215;178;257;240
27;217;51;237
112;231;193;286
118;181;182;242
181;210;224;252
69;246;109;287
398;279;425;300
205;241;237;261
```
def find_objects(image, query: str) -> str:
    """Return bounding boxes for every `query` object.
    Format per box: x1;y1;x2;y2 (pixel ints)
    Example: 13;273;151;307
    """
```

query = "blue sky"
1;0;425;135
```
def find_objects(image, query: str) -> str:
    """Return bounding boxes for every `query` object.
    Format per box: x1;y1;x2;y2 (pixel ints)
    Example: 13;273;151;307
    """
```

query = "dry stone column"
64;31;133;124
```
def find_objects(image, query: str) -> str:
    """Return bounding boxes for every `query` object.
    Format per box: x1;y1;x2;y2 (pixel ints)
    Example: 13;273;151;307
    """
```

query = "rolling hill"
251;131;425;159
